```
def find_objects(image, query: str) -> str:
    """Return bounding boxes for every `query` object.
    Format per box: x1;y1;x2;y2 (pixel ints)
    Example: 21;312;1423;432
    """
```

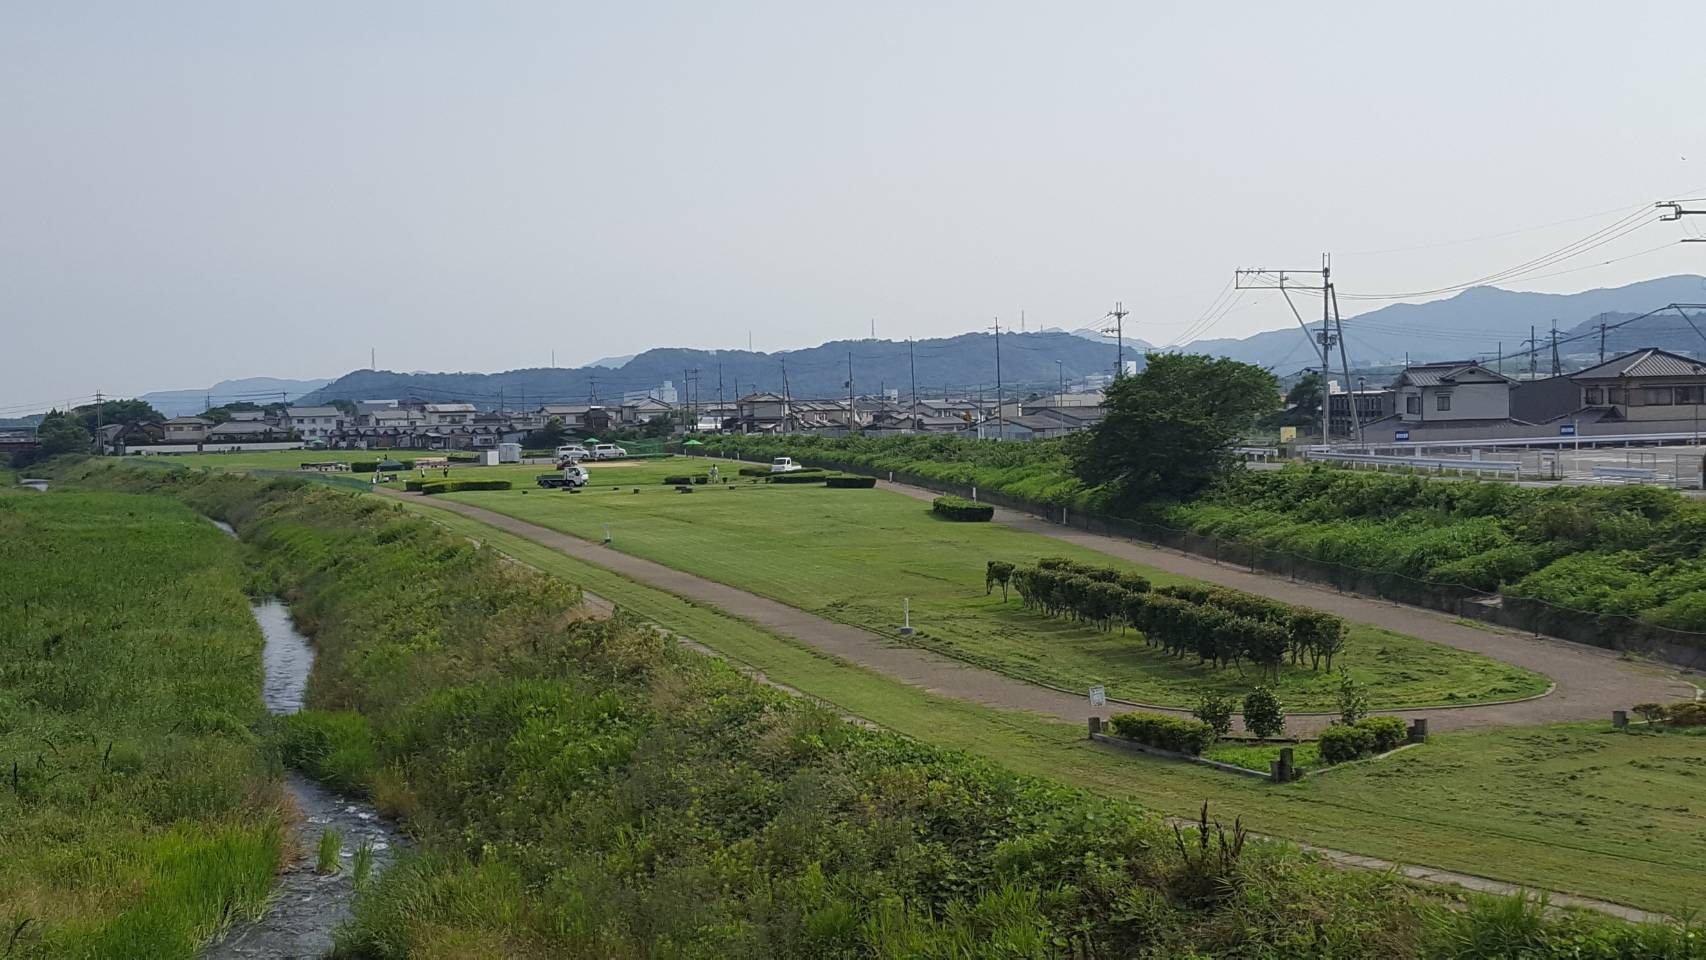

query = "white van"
590;443;628;460
555;444;591;462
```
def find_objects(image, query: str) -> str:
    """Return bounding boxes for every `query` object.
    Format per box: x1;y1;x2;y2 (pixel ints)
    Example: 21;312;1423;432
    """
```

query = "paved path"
878;480;1696;729
384;486;1690;735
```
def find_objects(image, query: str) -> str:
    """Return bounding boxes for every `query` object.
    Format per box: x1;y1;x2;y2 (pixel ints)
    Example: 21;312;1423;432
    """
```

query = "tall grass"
0;488;281;958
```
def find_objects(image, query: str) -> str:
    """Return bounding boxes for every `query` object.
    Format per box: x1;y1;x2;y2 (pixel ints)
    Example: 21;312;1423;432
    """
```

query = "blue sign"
1394;430;1410;442
1559;424;1576;436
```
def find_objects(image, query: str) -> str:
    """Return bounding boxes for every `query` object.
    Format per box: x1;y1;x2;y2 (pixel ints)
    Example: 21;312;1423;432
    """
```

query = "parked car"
770;457;802;473
555;444;591;462
536;464;590;489
590;443;628;460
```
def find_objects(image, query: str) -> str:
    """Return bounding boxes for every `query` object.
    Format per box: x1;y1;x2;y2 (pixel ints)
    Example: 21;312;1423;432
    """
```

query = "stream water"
204;521;405;959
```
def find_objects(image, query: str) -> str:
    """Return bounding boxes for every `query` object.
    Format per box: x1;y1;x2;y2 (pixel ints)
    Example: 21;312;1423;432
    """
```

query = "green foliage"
352;841;375;887
72;397;165;433
931;495;993;521
316;829;343;875
1425;892;1706;959
523;416;568;450
1242;687;1286;738
1072;353;1280;507
350;459;417;472
1360;716;1409;752
824;475;877;489
1339;673;1370;725
768;471;830;485
1191;694;1236;737
33;410;91;458
419;479;513;494
1319;724;1378;765
1107;712;1219;755
0;490;280;955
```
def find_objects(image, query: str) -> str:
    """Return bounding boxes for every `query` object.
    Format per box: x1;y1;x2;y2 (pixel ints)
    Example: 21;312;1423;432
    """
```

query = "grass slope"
401;500;1706;915
425;461;1545;711
0;489;280;959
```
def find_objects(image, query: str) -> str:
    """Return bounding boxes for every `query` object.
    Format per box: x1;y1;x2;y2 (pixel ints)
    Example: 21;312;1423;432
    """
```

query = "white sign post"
1088;684;1106;708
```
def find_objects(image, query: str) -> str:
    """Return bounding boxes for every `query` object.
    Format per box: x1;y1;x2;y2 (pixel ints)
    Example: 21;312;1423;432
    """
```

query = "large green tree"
1070;353;1278;506
36;410;93;457
72;398;163;434
1261;371;1323;430
523;416;568;450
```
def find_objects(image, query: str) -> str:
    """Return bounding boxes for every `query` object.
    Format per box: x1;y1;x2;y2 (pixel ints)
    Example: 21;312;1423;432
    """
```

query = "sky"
5;0;1706;411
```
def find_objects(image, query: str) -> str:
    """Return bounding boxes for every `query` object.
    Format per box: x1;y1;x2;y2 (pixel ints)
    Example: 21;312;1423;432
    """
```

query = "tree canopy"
523;416;567;450
1261;372;1323;431
1070;353;1278;506
71;398;163;434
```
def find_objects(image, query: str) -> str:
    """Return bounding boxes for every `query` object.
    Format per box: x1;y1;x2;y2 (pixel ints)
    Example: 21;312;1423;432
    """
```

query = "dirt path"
381;488;1689;733
877;480;1695;728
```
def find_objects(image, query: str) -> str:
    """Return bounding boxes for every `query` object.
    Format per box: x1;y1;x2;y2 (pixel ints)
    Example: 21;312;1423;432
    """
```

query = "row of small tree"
995;557;1348;681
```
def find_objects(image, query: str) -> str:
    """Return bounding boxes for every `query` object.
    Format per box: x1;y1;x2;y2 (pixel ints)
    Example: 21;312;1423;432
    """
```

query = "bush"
1666;701;1706;727
1191;694;1236;737
932;495;994;521
1338;673;1370;725
420;479;512;495
1242;686;1286;738
403;479;427;492
1631;702;1669;726
737;465;772;477
661;475;700;485
1107;712;1218;755
1359;716;1409;752
825;475;876;489
768;472;829;484
1318;724;1377;765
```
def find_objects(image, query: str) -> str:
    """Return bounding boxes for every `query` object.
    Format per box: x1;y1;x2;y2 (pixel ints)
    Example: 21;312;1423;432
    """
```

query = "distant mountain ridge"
141;376;333;417
1179;275;1706;370
302;331;1129;407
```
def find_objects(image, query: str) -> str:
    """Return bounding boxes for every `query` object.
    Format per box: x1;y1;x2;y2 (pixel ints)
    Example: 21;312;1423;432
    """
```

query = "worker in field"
710;464;719;483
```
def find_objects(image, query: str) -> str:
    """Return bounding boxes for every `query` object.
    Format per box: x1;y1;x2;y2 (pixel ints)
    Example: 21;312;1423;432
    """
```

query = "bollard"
1612;710;1628;729
1270;760;1284;781
1278;746;1295;782
1408;718;1429;743
1088;716;1103;738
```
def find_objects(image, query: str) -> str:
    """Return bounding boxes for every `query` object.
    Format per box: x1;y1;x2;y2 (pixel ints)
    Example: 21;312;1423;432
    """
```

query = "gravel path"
383;487;1692;733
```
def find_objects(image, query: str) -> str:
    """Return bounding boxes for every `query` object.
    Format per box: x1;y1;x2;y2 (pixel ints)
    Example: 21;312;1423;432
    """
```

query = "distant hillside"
302;332;1127;407
1562;307;1706;359
141;376;333;417
1179;275;1706;370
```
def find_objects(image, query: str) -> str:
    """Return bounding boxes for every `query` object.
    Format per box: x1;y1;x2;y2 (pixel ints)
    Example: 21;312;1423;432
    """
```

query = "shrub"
403;479;427;492
1318;724;1377;765
737;465;772;477
1242;686;1286;738
1666;701;1706;727
1338;672;1370;725
1359;716;1409;752
768;472;829;485
1191;694;1236;737
825;475;876;489
420;479;512;495
1107;712;1218;755
985;560;1015;599
661;475;698;485
1631;702;1669;726
932;495;993;521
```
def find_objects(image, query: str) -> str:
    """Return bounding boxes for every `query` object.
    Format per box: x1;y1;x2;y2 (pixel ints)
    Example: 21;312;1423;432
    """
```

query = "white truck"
535;464;590;489
770;457;802;473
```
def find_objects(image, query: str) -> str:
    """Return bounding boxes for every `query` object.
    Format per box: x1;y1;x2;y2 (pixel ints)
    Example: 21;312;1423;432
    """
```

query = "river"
205;520;405;959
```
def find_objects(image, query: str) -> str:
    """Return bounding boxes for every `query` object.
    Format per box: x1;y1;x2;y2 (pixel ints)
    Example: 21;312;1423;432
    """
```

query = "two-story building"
163;416;214;443
1391;361;1514;424
284;405;347;441
423;403;476;427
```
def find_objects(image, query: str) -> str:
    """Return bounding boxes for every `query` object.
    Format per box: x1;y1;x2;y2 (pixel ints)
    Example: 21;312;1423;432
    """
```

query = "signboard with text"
1394;430;1410;442
1088;685;1106;708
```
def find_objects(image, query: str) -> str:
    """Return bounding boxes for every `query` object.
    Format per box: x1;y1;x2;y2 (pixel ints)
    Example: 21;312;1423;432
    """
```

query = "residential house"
207;420;290;443
163;416;214;443
1571;348;1706;422
1391;362;1514;424
619;396;674;426
284;406;347;441
423;403;476;426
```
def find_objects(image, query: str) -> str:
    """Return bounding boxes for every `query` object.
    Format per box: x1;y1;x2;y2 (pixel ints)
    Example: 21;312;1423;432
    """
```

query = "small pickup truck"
770;457;802;473
536;465;591;489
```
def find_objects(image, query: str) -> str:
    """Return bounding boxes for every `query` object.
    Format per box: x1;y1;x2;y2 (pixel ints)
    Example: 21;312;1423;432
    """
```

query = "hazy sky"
6;1;1706;410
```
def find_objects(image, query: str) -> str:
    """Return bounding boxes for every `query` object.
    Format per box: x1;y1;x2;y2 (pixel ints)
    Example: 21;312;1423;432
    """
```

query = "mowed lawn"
431;459;1547;711
400;501;1706;914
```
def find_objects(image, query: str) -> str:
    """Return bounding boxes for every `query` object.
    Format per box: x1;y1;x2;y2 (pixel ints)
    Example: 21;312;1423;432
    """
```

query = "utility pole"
1056;359;1064;400
94;390;104;454
717;363;724;429
1107;301;1129;379
908;338;918;419
992;318;1004;440
1549;320;1561;377
1527;325;1539;380
1599;319;1608;363
779;361;792;434
371;347;376;371
588;377;598;403
1496;342;1503;376
846;351;854;429
1235;258;1333;443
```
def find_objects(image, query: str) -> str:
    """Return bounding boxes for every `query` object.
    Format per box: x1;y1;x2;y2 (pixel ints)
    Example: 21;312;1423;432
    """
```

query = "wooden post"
1278;746;1295;782
1612;710;1628;729
1088;716;1103;737
1408;718;1429;743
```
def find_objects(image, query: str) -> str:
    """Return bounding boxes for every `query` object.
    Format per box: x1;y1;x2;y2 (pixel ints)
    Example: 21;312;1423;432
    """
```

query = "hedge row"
932;495;993;521
1008;560;1347;676
825;475;877;489
1106;712;1218;755
768;472;828;485
419;479;513;495
352;459;415;472
1318;716;1410;764
662;475;710;485
1631;700;1706;727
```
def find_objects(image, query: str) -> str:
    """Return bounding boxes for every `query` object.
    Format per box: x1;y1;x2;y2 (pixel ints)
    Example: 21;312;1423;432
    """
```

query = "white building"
1391;362;1514;424
284;405;348;440
423;403;476;426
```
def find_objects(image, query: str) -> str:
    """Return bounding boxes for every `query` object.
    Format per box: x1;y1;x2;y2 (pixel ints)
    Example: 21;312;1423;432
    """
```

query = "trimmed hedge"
768;472;829;485
1320;716;1411;764
932;495;993;522
420;479;513;495
1106;712;1217;755
825;475;877;489
403;479;427;492
352;459;416;472
662;475;704;485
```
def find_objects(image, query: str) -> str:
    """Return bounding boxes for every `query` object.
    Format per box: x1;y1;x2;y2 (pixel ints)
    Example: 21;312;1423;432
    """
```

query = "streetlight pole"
1056;360;1064;402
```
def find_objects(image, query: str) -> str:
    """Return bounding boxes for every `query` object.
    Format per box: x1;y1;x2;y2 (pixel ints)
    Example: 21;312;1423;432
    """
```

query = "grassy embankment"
421;460;1546;711
62;463;1691;958
397;499;1706;918
0;488;280;959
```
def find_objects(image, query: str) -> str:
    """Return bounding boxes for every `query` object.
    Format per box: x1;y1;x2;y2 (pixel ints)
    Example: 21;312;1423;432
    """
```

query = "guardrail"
1303;450;1522;478
1591;466;1660;480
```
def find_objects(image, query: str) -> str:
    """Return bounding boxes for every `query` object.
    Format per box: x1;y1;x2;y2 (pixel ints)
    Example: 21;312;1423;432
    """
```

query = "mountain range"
140;377;333;417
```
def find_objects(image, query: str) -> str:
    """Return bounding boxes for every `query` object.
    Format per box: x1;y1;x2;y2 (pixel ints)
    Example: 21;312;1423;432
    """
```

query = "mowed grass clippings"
430;462;1547;711
0;489;281;959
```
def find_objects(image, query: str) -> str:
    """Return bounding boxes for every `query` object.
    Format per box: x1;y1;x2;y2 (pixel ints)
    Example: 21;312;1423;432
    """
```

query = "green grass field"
0;488;281;958
396;500;1706;914
417;459;1546;711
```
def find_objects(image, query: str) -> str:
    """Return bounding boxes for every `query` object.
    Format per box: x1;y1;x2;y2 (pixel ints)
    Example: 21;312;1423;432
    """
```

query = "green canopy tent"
582;437;600;444
376;459;405;471
682;439;704;447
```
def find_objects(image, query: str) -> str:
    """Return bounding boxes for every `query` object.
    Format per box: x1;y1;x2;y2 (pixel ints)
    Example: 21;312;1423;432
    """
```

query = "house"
284;406;347;440
1390;362;1514;423
423;403;477;426
735;393;790;433
1570;348;1706;422
1328;388;1394;436
207;420;290;443
163;416;214;443
619;396;674;426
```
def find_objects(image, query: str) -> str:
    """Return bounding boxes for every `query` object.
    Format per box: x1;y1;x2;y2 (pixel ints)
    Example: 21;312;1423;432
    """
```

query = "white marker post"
602;523;611;544
899;597;914;636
